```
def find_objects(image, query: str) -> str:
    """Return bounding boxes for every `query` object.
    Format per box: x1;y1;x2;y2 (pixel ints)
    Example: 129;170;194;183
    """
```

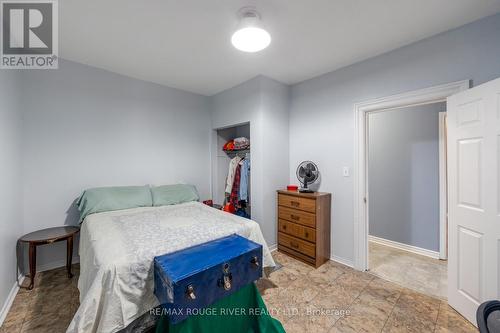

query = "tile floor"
0;265;80;333
1;251;476;333
369;241;448;299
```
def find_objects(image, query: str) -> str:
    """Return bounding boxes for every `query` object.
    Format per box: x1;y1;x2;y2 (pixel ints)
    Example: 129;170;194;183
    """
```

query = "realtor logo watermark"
1;0;58;69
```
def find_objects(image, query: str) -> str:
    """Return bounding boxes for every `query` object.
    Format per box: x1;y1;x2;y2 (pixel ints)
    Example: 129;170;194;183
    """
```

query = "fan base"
299;188;314;193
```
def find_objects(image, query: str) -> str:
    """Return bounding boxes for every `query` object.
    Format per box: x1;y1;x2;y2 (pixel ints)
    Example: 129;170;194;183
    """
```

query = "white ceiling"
60;0;500;96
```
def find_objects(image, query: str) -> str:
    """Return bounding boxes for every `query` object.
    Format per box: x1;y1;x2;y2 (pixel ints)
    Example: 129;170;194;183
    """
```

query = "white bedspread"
67;202;275;333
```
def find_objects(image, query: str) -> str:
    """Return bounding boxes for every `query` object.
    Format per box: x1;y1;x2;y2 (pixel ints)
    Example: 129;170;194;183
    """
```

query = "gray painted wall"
2;12;500;317
19;60;212;269
0;71;22;320
368;103;445;251
210;76;290;246
289;13;500;263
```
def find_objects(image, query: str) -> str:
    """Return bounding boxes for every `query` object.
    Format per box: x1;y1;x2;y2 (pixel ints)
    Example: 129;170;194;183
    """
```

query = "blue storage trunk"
153;234;263;324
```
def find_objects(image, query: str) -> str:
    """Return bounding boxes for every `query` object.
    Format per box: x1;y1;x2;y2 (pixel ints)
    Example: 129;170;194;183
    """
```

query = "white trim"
369;235;440;259
353;80;470;271
0;275;24;327
438;112;448;260
0;256;79;326
268;243;277;252
330;255;354;268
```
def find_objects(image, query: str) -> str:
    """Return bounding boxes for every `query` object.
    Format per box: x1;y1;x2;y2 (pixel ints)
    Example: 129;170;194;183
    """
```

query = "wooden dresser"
277;190;331;268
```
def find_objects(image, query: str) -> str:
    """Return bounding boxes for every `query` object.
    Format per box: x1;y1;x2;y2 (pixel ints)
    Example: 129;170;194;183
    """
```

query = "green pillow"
77;185;153;221
151;184;199;207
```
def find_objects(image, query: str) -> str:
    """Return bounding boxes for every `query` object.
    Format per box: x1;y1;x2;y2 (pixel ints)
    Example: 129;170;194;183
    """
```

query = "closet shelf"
223;149;250;156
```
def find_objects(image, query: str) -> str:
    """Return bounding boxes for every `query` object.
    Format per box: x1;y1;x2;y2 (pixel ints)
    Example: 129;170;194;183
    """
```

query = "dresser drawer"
278;245;316;266
278;219;316;243
278;206;315;227
278;194;316;213
278;232;315;258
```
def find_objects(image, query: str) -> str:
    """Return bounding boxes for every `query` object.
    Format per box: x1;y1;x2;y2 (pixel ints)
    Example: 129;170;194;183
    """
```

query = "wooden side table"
19;226;80;290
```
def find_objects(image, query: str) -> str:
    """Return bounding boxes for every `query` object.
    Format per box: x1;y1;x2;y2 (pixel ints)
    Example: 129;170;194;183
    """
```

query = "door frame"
353;80;469;271
438;111;447;259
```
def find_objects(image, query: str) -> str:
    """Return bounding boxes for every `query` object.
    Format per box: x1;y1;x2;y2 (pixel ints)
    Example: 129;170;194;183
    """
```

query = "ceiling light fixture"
231;7;271;53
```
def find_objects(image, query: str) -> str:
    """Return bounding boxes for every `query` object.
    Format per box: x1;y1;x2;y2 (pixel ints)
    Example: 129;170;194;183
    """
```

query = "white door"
447;77;500;324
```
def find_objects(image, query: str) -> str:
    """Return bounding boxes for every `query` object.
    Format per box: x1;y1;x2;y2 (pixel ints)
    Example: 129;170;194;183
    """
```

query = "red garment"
223;203;236;213
223;140;235;151
230;164;241;206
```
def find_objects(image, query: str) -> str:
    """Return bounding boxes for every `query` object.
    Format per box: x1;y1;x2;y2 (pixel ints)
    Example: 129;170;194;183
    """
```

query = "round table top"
19;226;80;243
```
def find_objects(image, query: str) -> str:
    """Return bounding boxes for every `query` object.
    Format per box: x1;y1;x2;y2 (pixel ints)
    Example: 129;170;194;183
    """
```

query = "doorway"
211;122;251;217
366;103;447;298
352;81;470;295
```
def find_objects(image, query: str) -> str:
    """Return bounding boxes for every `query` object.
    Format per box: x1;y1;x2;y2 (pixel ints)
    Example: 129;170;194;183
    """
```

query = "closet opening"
212;122;251;219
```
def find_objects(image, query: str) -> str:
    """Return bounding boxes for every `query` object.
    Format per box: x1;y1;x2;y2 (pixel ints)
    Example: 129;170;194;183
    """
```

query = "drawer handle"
290;215;300;221
282;225;287;230
291;201;300;207
290;242;299;249
305;232;309;238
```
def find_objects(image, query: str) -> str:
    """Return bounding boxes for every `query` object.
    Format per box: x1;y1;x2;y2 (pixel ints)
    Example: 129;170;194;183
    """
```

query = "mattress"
67;201;275;333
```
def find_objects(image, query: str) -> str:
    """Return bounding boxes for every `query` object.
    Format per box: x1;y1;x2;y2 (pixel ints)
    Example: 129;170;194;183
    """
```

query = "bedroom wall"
368;103;445;252
260;78;290;246
0;71;22;324
210;76;290;247
289;13;500;265
19;59;211;269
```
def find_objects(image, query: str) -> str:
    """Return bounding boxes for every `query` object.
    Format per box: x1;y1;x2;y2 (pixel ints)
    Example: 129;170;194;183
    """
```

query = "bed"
66;201;275;333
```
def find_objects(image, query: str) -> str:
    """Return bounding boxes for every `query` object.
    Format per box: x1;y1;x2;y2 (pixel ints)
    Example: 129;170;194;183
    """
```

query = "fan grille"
296;161;319;185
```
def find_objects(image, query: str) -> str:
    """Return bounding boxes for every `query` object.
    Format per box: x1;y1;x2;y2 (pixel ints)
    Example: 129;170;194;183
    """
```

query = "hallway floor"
369;241;447;299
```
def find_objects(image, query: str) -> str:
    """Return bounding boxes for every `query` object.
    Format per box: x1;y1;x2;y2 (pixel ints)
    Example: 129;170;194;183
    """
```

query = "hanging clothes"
225;156;242;194
239;158;250;202
230;164;241;206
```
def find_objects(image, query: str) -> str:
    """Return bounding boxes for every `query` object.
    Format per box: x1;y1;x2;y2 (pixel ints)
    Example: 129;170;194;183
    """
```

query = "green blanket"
156;284;285;333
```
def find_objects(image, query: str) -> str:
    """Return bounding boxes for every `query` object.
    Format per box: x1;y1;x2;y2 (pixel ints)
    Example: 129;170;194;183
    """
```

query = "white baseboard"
36;255;80;273
268;244;277;252
369;235;440;259
330;254;354;268
0;275;24;327
0;256;80;326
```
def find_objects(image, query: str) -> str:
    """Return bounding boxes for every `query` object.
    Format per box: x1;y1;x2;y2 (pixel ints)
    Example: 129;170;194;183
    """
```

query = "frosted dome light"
231;8;271;53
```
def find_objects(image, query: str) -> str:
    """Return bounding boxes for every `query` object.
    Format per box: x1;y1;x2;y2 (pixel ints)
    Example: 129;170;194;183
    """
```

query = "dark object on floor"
203;201;223;210
223;202;236;213
235;208;250;219
155;283;285;333
19;226;80;290
477;300;500;333
154;234;262;324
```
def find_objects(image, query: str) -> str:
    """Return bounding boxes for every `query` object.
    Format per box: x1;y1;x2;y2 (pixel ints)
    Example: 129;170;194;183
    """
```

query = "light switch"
343;167;350;177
